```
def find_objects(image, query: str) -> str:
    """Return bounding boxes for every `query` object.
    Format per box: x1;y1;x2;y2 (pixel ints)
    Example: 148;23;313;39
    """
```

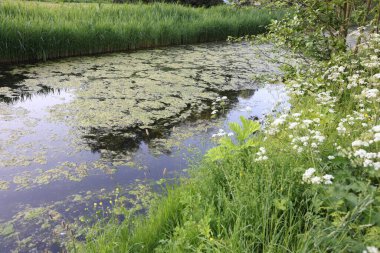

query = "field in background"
0;1;283;64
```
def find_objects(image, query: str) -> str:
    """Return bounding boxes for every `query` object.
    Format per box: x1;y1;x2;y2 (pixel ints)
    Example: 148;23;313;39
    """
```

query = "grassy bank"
76;33;380;252
0;1;283;64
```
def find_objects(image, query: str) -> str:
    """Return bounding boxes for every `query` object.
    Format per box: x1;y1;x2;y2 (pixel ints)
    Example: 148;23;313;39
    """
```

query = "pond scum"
75;32;380;252
0;0;284;64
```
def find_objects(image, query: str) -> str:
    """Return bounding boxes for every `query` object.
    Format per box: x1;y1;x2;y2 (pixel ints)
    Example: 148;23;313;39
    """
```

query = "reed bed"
0;1;283;64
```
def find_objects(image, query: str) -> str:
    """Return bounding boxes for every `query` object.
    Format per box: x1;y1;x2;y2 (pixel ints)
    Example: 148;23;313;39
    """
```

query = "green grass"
0;1;284;63
23;0;114;3
77;128;317;252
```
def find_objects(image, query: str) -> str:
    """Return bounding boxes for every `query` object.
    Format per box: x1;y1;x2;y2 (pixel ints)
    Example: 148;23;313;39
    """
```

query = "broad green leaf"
243;138;257;148
206;146;226;161
219;137;236;150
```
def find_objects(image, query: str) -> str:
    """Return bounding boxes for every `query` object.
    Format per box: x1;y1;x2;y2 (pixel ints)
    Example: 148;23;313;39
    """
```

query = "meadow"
0;1;283;63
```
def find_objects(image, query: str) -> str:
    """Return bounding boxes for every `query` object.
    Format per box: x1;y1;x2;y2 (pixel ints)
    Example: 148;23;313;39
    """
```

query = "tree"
257;0;380;59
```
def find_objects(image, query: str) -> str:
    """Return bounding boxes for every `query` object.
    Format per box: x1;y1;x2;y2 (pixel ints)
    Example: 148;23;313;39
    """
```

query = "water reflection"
80;88;253;156
0;84;58;104
0;42;287;252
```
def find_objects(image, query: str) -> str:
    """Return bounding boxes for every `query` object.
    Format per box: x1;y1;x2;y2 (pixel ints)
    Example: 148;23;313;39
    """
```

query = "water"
0;42;289;252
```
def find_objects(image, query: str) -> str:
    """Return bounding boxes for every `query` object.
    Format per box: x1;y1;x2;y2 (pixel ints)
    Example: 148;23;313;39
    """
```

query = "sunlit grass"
0;0;284;63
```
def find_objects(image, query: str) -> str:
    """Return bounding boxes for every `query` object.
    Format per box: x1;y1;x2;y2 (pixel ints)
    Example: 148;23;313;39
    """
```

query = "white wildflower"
372;125;380;132
354;149;367;158
363;246;379;253
352;140;369;147
362;88;379;98
310;176;322;184
212;129;227;138
272;118;286;126
322;174;334;184
337;122;346;134
302;119;313;127
302;168;316;182
363;159;373;167
374;133;380;142
292;113;301;118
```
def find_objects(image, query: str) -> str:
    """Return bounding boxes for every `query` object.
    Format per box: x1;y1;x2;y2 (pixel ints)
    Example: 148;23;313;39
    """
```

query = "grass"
23;0;114;3
77;126;317;252
76;34;380;252
0;1;284;64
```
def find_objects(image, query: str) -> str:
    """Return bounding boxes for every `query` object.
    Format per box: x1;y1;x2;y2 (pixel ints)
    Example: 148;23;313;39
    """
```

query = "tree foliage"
255;0;380;59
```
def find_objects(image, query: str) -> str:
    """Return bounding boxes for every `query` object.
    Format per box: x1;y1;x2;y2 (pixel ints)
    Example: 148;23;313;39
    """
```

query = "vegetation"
0;1;283;64
75;0;380;252
24;0;224;7
256;0;380;59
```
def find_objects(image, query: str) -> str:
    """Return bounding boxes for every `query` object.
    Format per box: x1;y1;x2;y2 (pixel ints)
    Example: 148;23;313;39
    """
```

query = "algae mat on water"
0;42;286;252
0;42;283;190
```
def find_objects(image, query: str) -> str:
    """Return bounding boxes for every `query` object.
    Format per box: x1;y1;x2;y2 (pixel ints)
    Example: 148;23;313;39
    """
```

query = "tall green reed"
0;1;284;64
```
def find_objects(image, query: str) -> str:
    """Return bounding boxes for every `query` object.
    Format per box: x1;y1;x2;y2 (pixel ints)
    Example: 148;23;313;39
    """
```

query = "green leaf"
219;137;236;150
242;138;257;149
228;116;260;143
229;122;244;142
274;198;288;211
206;146;226;161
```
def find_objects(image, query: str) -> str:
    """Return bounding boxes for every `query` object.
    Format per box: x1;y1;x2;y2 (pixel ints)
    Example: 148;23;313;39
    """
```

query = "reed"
0;1;283;64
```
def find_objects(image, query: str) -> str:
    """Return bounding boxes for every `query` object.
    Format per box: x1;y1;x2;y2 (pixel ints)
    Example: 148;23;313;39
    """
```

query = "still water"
0;42;288;252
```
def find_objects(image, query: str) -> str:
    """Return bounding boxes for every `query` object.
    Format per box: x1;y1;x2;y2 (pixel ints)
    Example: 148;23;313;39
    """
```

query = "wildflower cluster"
254;147;268;162
267;29;379;174
210;96;228;117
302;168;334;185
211;128;234;138
350;125;380;171
258;28;380;249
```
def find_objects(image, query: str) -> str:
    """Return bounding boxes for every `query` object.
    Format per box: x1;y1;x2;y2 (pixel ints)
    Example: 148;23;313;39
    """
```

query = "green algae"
10;160;118;190
0;43;285;252
0;181;9;190
13;173;33;190
23;207;46;221
0;223;14;236
5;43;278;132
0;180;159;252
3;44;278;133
0;43;283;190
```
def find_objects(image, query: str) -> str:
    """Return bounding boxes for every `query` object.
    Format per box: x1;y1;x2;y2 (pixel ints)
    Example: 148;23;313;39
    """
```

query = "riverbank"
0;1;283;64
77;33;380;252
